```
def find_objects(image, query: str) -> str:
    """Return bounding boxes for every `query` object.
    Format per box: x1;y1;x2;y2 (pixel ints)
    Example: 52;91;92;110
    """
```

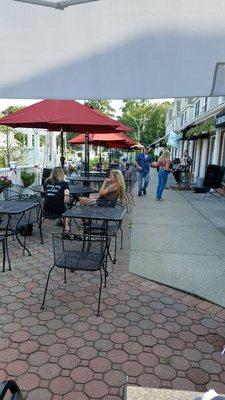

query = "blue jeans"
156;170;169;200
138;172;150;193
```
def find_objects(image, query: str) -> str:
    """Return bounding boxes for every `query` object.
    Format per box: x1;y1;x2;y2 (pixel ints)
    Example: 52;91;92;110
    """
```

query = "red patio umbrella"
0;99;121;172
69;132;136;147
86;106;132;132
69;132;137;171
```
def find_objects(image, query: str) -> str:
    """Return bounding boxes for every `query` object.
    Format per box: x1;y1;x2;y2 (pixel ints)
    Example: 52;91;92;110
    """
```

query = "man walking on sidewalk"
135;145;152;196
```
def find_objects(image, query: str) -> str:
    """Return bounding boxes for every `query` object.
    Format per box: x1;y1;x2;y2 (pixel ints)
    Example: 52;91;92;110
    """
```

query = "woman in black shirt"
41;167;70;231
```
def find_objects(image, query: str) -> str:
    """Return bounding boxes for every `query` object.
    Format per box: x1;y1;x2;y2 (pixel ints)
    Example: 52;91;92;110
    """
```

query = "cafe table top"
0;200;39;215
126;387;204;400
63;204;126;222
68;176;105;184
31;184;96;195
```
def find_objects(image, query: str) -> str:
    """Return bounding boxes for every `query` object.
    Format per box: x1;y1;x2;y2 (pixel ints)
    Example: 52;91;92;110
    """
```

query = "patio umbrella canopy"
69;132;136;173
69;132;136;147
0;99;120;171
1;0;225;99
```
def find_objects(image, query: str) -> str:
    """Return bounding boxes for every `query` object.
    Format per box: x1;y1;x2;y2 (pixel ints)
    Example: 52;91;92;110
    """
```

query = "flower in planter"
0;176;12;187
21;171;36;187
0;176;12;193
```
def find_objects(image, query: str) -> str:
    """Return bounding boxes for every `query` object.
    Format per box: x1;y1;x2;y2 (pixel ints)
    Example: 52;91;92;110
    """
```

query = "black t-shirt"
43;180;69;214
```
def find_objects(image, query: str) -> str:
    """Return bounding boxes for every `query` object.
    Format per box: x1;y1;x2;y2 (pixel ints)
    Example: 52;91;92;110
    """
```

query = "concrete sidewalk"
129;170;225;308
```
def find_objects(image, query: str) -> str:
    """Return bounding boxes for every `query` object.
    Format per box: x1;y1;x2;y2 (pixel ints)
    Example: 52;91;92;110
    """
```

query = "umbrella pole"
84;132;89;178
60;129;65;167
99;147;102;176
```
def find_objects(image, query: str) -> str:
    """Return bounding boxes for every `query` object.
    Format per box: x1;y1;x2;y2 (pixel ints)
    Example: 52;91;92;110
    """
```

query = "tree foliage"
119;100;170;144
0;106;24;166
84;100;116;117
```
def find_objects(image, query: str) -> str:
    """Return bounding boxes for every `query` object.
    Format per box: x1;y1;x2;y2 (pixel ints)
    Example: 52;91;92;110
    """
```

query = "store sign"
216;114;225;127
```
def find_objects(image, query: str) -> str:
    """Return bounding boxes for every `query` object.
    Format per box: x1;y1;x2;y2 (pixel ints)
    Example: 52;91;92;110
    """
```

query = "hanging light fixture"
13;0;99;10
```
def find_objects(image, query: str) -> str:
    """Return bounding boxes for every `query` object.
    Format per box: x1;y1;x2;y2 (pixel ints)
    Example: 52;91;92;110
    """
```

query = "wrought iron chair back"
41;233;108;316
0;205;40;271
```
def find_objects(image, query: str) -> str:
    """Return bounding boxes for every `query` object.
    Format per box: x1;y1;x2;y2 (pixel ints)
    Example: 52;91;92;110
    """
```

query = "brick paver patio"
0;208;225;399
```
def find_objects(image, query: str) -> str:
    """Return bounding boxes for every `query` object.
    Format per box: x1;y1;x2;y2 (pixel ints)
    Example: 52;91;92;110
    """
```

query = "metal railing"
0;165;41;200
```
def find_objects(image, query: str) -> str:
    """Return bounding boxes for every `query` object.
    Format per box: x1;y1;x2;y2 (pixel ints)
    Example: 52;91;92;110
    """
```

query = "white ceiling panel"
0;0;225;99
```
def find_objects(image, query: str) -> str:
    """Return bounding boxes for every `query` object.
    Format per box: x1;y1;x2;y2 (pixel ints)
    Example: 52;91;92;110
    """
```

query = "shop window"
194;100;200;117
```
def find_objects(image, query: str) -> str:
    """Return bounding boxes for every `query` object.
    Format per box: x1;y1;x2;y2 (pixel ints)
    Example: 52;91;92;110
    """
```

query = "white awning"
1;0;225;100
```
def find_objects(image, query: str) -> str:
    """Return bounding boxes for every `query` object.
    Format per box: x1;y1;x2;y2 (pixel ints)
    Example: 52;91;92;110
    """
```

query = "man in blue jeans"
135;145;152;196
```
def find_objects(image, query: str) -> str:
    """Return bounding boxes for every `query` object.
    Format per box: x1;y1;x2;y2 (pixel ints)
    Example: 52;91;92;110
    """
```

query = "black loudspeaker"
41;168;52;185
203;164;225;189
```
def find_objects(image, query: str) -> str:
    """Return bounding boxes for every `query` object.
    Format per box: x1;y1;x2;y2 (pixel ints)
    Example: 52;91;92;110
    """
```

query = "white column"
49;132;59;167
189;140;194;159
178;141;183;158
199;139;208;178
183;140;188;151
212;128;222;164
33;130;40;165
194;139;201;181
27;131;33;148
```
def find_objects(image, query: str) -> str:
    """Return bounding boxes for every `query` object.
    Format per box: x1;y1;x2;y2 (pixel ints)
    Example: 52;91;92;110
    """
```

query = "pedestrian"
173;150;192;186
135;145;152;196
155;150;171;200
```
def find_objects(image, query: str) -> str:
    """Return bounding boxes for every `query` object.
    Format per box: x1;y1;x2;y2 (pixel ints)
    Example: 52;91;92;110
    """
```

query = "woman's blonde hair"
110;169;126;203
48;166;65;183
158;150;170;163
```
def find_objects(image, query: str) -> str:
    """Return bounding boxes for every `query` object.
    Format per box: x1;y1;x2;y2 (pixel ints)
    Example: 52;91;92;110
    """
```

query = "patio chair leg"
113;232;117;264
39;220;44;244
23;233;27;256
5;237;11;271
103;261;108;287
97;268;103;317
2;239;6;272
120;227;123;249
15;232;31;257
41;265;55;310
64;268;67;283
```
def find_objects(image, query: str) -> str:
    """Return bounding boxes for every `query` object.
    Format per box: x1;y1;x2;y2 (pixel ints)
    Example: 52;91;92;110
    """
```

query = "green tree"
84;100;116;117
119;100;170;144
0;106;24;166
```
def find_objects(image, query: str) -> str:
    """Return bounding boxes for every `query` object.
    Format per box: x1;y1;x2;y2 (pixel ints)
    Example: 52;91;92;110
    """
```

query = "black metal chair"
83;202;125;264
41;233;108;316
3;185;24;201
38;194;74;244
0;380;23;400
0;206;40;271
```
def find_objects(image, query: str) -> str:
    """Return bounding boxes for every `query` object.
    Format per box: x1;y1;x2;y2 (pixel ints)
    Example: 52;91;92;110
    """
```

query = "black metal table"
31;184;97;196
0;200;39;271
79;171;107;177
63;204;126;222
68;176;105;185
63;204;127;264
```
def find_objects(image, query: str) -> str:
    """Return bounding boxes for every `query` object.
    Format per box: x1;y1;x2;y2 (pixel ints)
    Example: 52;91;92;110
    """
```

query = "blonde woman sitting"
79;169;126;207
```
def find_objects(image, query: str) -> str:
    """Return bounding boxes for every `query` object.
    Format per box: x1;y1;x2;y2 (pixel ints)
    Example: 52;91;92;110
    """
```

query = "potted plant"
0;176;12;193
21;171;36;187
